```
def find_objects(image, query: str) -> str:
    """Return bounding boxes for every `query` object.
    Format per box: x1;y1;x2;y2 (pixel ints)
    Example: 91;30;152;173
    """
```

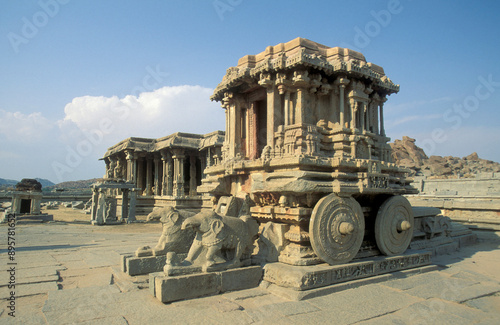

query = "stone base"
262;264;442;301
121;254;187;276
263;250;432;291
150;265;263;303
3;213;53;223
91;219;122;226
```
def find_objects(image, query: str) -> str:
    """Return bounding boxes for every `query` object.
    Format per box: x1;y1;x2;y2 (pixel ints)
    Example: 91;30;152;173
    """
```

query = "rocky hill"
0;178;54;190
44;178;101;191
390;136;500;178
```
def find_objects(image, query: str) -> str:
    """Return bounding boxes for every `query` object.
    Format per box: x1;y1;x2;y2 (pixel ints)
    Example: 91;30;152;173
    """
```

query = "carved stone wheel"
310;194;365;265
375;195;414;256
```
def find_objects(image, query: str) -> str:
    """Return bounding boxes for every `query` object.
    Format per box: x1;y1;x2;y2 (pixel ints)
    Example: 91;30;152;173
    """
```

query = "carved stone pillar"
360;102;365;132
284;91;290;126
206;147;212;168
167;154;173;195
125;150;134;182
380;98;386;136
90;188;99;221
295;88;305;125
248;101;258;160
160;151;168;196
154;157;161;196
121;189;128;221
127;189;137;223
172;149;185;197
146;157;153;196
189;155;197;197
349;99;357;130
223;92;240;159
136;156;144;194
266;86;280;149
336;78;349;129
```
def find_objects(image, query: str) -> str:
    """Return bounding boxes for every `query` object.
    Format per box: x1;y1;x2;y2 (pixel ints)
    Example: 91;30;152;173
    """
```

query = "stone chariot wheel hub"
375;195;414;256
310;194;365;265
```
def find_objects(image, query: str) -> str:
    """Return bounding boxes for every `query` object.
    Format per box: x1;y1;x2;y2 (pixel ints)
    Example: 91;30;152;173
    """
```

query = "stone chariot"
199;38;418;266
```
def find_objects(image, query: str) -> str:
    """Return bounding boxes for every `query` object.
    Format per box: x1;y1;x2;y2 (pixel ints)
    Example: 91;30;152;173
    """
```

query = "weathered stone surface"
155;272;219;303
152;266;263;303
0;282;59;299
288;284;422;324
254;222;289;263
123;255;168;276
263;251;431;291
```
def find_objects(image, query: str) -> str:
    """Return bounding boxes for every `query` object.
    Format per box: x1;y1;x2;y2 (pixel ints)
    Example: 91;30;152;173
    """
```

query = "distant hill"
35;178;55;188
0;178;17;186
45;178;101;190
0;178;54;190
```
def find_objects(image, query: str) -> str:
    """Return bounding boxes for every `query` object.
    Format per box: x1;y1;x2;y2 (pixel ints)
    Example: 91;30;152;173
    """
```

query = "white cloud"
0;150;21;159
0;109;54;143
0;85;226;183
59;85;224;141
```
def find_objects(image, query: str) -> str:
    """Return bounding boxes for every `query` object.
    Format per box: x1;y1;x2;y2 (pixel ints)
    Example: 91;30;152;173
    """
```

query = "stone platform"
0;212;53;223
262;250;432;292
150;266;263;303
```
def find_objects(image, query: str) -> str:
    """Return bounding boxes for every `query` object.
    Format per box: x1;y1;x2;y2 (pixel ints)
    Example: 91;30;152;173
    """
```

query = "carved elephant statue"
180;210;259;271
135;206;196;257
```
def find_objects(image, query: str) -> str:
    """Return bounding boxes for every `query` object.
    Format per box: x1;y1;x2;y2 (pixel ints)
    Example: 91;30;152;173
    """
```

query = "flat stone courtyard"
1;208;499;324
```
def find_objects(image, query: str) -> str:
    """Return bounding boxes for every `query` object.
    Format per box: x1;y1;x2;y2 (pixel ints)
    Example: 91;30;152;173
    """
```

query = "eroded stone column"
90;188;99;221
136;156;144;194
172;149;185;197
127;189;137;223
284;91;290;126
189;155;197;196
125;150;134;182
248;102;258;159
337;78;349;129
295;88;305;125
380;98;386;136
349;99;357;130
360;102;365;132
161;151;168;196
121;189;129;221
267;86;280;149
154;157;160;196
146;158;153;196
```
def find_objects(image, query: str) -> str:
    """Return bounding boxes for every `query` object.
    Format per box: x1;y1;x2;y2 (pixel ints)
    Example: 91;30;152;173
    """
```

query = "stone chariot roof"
211;37;399;101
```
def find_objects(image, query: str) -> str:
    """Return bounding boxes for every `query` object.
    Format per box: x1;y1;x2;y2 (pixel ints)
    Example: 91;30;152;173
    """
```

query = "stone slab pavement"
0;221;499;325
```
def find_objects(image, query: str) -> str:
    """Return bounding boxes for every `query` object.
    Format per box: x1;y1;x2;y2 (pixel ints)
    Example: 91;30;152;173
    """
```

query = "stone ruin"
0;178;53;223
101;131;224;215
116;38;477;303
90;179;139;225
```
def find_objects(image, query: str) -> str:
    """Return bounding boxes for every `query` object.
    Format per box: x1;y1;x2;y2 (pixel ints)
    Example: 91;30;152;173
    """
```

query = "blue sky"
1;0;499;183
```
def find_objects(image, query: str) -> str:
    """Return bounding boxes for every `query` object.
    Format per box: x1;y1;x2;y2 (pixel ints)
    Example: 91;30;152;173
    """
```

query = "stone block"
220;266;263;292
125;255;167;276
456;233;477;248
152;266;263;303
149;272;163;297
155;272;219;303
122;253;186;276
433;241;459;255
